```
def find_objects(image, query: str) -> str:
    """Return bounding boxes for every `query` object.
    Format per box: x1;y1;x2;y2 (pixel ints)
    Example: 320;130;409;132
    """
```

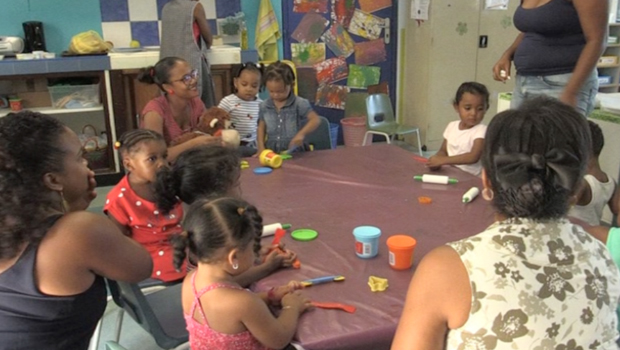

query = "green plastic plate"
291;229;318;241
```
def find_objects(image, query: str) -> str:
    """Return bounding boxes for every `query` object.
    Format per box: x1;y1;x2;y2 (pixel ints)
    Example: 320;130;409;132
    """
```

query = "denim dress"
259;93;312;153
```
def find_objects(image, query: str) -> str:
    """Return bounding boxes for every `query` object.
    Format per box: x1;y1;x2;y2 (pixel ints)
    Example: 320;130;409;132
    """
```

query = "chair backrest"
366;93;397;129
105;279;187;349
306;116;332;150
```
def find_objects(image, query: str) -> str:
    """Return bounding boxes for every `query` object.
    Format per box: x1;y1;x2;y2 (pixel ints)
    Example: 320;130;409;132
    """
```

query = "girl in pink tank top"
171;197;312;350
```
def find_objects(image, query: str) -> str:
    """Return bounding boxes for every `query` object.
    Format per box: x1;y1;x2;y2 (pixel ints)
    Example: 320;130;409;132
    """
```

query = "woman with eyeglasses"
139;57;221;161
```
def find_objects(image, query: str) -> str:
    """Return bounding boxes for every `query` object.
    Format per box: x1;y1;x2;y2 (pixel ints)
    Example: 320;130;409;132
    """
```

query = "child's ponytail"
170;231;190;271
154;166;181;214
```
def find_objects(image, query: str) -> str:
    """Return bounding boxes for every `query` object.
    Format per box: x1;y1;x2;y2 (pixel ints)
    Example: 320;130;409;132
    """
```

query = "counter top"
0;55;110;76
108;45;244;70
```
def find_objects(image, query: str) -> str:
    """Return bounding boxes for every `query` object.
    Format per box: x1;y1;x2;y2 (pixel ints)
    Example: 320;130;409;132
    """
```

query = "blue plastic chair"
363;93;423;155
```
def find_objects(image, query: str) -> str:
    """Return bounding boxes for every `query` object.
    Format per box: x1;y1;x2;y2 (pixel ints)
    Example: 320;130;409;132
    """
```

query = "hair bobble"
114;141;122;149
237;207;246;216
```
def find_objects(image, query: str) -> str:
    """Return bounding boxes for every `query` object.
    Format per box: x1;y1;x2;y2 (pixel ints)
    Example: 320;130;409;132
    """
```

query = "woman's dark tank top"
0;215;107;350
513;0;586;76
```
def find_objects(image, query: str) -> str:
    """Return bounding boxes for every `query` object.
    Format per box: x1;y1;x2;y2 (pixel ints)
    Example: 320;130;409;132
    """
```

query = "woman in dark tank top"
492;0;608;116
0;111;153;350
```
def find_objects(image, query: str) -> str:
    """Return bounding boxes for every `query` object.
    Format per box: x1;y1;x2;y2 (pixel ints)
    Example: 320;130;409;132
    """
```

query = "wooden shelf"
600;84;619;88
607;44;620;47
0;105;103;118
598;64;620;68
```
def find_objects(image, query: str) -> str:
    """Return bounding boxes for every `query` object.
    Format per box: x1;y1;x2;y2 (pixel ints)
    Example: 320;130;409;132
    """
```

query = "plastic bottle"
240;23;249;50
259;149;283;168
262;223;292;237
413;174;458;184
462;187;480;203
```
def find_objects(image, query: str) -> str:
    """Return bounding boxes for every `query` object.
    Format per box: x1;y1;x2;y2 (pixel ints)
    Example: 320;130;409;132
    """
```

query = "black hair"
116;129;165;159
155;145;240;213
263;61;296;88
587;120;604;157
481;96;590;219
0;111;68;259
170;197;263;270
232;62;264;93
137;56;185;92
453;82;490;110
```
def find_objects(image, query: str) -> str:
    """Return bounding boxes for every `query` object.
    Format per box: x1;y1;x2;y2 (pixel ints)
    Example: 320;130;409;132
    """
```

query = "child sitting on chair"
257;61;320;154
568;120;618;226
426;82;490;176
172;197;311;350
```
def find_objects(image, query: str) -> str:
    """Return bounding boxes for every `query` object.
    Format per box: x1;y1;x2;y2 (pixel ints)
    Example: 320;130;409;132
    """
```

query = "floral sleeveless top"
185;273;272;350
447;218;620;350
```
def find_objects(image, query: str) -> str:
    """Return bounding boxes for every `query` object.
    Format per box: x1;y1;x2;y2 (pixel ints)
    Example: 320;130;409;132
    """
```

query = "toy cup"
352;226;381;258
386;235;417;270
9;98;22;112
259;149;283;169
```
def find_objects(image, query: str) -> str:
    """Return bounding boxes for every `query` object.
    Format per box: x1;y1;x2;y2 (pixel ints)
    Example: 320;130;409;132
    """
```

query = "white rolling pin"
413;174;458;184
262;223;291;237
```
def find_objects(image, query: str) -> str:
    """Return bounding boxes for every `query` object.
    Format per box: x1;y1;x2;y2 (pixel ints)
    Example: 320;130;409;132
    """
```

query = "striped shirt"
218;94;261;143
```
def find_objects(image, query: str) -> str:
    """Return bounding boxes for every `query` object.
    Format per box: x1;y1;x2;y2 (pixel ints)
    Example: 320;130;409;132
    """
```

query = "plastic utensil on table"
462;187;480;203
262;223;291;237
301;275;345;287
253;167;273;175
311;301;356;313
413;174;458;184
291;228;318;241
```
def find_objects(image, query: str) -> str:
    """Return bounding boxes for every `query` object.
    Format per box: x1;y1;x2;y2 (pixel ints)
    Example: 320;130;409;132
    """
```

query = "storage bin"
48;84;100;109
340;117;368;147
599;76;613;85
598;56;619;66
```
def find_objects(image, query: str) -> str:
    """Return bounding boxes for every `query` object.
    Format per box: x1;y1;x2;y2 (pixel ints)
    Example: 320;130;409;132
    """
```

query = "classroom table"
240;144;495;350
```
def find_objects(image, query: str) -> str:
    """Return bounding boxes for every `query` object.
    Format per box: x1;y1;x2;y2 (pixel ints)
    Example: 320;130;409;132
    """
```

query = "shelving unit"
598;23;620;93
0;106;103;118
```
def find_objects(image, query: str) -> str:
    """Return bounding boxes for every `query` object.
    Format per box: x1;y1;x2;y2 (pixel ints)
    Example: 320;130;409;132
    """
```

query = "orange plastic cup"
386;235;417;270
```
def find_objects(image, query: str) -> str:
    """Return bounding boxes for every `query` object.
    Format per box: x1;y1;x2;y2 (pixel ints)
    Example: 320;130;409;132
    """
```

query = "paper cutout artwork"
348;9;385;40
347;64;381;89
359;0;392;13
296;67;319;101
292;12;330;43
331;0;355;29
344;92;369;119
322;23;355;58
314;57;349;85
291;43;326;67
316;84;350;110
293;0;328;13
354;39;387;66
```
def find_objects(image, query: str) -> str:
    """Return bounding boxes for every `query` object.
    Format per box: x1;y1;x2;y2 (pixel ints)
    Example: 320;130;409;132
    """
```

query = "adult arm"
289;110;320;150
609;183;619;217
193;2;213;48
561;0;608;107
142;111;220;161
492;33;524;82
391;246;471;350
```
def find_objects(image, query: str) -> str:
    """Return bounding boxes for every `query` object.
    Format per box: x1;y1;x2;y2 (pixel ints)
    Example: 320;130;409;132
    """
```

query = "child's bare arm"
289;110;320;149
609;183;619;217
256;120;266;154
427;138;484;168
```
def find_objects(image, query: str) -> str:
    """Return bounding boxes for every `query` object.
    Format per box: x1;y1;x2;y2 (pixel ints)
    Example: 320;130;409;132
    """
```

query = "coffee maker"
23;21;46;53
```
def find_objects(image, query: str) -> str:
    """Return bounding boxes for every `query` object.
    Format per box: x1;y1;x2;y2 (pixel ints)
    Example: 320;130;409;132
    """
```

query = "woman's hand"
492;54;512;82
189;134;223;147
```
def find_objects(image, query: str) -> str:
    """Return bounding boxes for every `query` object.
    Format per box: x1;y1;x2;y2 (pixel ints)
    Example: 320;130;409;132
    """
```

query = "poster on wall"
296;67;319;101
316;84;350;110
291;43;326;67
359;0;392;13
294;0;329;13
347;9;385;40
354;39;387;66
331;0;356;29
322;23;355;58
347;64;381;88
314;57;349;85
292;12;330;43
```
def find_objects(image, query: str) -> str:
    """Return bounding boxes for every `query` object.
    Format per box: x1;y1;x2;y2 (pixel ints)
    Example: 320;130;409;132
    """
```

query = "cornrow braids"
116;129;165;158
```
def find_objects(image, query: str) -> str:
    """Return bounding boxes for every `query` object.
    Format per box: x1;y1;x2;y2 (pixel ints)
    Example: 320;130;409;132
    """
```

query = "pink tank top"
185;274;272;350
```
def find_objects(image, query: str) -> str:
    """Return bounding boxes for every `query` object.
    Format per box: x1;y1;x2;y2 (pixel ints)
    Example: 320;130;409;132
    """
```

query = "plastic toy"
268;228;301;269
291;228;318;241
259;149;283;168
301;275;345;287
417;196;432;204
462;187;480;203
262;223;291;237
311;301;356;313
413;174;458;184
368;276;388;292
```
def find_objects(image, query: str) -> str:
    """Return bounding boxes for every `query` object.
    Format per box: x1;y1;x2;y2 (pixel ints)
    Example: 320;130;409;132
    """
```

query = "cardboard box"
598;56;619;66
608;36;619;44
599;76;613;85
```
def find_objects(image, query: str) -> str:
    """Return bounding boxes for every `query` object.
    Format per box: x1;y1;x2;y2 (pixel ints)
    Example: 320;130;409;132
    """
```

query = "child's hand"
281;290;312;314
268;281;304;305
425;155;444;170
263;248;286;270
278;248;298;268
288;135;304;150
254;146;264;157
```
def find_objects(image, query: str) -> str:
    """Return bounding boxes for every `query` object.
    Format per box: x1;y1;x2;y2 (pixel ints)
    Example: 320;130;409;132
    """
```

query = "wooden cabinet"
109;65;234;136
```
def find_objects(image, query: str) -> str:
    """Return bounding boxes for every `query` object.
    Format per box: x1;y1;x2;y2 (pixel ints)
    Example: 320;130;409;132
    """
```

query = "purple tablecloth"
240;144;495;350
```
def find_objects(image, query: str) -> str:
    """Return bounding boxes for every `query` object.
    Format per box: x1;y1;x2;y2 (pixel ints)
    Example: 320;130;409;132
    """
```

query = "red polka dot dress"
104;175;186;282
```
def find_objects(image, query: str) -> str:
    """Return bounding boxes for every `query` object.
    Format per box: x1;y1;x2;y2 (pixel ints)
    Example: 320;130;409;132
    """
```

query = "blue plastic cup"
352;226;381;258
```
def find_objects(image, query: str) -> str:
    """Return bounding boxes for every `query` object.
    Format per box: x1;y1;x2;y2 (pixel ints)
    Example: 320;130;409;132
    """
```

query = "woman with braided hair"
393;97;620;350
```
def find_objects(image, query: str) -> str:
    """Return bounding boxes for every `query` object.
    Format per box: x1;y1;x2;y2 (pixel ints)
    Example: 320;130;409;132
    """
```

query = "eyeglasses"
172;69;198;85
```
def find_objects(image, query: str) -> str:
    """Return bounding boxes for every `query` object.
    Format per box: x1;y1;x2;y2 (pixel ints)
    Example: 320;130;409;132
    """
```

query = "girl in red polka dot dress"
104;129;185;283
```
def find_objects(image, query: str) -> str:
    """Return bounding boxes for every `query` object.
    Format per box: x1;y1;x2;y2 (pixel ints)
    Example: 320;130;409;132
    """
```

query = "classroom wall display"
316;84;350;110
358;0;392;13
321;23;355;58
292;12;330;43
291;42;326;67
347;64;381;88
331;0;356;29
354;39;387;66
294;0;329;13
314;57;349;85
297;67;319;101
347;9;385;40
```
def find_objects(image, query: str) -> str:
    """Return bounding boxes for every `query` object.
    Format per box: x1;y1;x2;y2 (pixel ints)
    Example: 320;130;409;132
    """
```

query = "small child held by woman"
172;197;311;350
104;129;186;282
257;61;320;154
426;82;490;176
218;62;263;157
155;145;297;287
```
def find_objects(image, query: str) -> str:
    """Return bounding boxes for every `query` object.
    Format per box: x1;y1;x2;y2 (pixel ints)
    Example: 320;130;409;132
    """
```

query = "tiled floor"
89;141;432;350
